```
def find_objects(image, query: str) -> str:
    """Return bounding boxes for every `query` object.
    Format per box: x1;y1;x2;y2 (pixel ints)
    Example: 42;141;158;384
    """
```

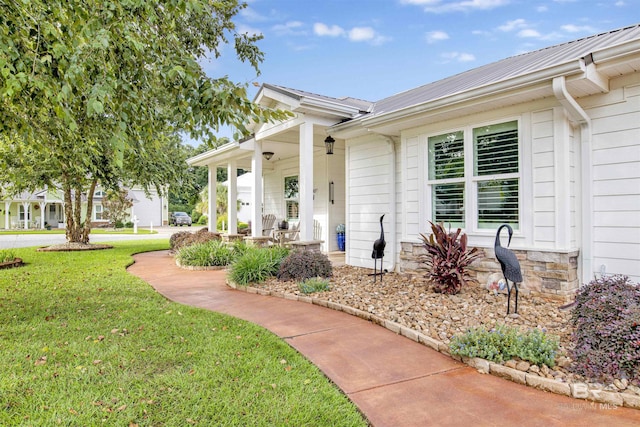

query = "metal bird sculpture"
371;214;386;282
494;224;523;314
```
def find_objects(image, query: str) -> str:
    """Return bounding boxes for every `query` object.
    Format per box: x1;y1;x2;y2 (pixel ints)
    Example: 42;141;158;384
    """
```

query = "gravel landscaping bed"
254;265;640;402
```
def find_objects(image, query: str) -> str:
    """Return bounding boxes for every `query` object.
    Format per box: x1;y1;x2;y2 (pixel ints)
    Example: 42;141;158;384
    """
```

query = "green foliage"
449;324;559;367
197;214;208;225
229;246;290;286
420;221;482;295
0;1;291;244
0;249;16;263
102;188;134;228
176;239;234;267
0;242;366;426
170;229;220;252
569;275;640;383
298;277;331;295
277;250;332;282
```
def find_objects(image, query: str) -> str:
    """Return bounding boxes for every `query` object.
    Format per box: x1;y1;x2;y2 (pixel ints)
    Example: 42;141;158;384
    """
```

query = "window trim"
283;175;299;221
424;118;522;233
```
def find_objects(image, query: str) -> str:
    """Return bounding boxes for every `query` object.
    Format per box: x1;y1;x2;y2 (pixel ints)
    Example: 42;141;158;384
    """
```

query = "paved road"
0;226;204;249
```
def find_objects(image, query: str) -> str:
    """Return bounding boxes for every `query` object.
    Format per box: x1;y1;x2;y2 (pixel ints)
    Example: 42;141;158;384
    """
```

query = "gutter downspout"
552;75;592;285
381;135;397;273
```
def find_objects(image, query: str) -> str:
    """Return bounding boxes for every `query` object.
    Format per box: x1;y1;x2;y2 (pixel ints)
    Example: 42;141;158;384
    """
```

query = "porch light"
324;136;335;155
263;151;274;161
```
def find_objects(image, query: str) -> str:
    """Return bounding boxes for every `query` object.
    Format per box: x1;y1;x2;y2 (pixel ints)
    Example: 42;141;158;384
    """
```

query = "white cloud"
418;0;511;13
615;1;626;5
349;27;375;42
237;24;262;37
314;22;345;37
314;22;389;45
498;19;527;32
536;5;548;12
426;30;449;43
240;7;268;23
517;29;542;38
441;51;476;62
561;24;596;33
272;21;306;36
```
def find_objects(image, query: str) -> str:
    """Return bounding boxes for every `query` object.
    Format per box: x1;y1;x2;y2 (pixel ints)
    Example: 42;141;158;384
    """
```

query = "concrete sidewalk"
127;250;640;427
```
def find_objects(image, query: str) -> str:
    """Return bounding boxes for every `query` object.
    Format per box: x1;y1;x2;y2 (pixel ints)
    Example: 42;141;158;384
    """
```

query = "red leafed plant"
420;222;482;294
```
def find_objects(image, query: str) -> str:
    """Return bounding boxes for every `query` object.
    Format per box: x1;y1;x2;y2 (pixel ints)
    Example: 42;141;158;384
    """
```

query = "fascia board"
187;141;240;167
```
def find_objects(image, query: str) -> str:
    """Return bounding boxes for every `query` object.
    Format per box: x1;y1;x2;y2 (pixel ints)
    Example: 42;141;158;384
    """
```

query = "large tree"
0;0;287;243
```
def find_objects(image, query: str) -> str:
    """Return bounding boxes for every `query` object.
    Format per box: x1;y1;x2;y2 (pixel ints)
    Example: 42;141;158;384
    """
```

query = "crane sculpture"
494;224;523;314
371;214;386;282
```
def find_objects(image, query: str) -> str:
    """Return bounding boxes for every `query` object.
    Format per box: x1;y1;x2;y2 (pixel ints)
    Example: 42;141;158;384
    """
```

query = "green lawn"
0;228;156;235
0;241;367;426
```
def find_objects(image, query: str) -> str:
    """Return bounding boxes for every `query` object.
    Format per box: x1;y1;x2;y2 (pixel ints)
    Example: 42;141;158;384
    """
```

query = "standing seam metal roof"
371;24;640;116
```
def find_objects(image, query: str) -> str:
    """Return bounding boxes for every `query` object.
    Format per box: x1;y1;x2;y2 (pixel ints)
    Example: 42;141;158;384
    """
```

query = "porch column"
227;160;238;234
299;121;314;241
39;201;46;229
251;141;263;237
208;165;217;232
4;202;9;229
22;202;29;229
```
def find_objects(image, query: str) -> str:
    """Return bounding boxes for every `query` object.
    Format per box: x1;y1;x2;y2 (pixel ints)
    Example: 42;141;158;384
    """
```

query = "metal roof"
263;83;374;113
370;24;640;117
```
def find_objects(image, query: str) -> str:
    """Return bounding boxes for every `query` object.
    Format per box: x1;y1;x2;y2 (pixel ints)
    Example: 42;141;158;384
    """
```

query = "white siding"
531;109;556;248
589;79;640;280
346;136;394;270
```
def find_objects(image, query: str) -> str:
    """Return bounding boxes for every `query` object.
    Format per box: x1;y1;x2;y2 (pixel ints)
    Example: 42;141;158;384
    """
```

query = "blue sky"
198;0;640;141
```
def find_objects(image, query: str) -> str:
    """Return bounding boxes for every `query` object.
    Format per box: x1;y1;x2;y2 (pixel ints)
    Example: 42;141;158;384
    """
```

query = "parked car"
170;212;192;226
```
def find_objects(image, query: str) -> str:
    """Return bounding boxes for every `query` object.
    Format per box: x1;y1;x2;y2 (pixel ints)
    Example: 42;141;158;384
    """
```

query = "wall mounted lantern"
324;136;335;155
263;151;274;161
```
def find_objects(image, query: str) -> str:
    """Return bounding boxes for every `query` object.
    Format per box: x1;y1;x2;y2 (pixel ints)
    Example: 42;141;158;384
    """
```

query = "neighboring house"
189;24;640;299
222;172;253;224
1;186;168;229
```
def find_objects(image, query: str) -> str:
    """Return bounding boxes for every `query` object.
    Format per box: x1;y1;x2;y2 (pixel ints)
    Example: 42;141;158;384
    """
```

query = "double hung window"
427;120;520;230
284;176;299;220
95;204;104;221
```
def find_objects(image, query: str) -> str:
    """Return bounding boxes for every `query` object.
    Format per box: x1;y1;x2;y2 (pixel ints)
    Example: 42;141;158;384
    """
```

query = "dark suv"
170;212;192;226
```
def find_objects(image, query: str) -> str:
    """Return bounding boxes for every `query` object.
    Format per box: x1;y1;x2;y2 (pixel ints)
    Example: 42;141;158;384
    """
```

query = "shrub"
449;324;559;367
197;215;208;225
229;246;290;286
419;222;482;295
0;249;16;263
170;230;221;252
298;277;331;294
176;240;234;267
569;275;640;383
277;250;332;282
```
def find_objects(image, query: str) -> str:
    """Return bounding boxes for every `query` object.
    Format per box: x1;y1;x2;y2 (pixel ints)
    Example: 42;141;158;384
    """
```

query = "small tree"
103;189;134;229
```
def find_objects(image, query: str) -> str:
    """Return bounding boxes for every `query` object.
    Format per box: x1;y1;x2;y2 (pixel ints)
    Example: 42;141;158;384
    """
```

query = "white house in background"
189;24;640;299
1;186;168;230
222;172;253;224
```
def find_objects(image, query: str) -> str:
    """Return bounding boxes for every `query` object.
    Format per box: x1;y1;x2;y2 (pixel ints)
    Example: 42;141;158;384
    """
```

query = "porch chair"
313;219;322;241
281;222;300;246
262;214;276;238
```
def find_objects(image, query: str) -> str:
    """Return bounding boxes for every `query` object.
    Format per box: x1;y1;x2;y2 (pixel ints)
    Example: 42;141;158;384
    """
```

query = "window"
95;204;104;221
428;131;465;227
284;176;299;220
19;205;30;221
426;120;519;230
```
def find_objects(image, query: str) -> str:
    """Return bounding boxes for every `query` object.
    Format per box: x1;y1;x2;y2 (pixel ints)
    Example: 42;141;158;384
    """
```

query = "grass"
0;241;367;426
0;228;156;235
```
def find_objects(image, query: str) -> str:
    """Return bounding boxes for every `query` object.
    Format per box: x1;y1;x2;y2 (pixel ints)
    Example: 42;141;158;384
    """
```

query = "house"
188;24;640;299
1;186;168;230
222;172;253;224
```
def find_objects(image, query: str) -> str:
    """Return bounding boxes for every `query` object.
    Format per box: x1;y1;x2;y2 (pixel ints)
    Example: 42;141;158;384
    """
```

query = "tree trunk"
62;174;96;244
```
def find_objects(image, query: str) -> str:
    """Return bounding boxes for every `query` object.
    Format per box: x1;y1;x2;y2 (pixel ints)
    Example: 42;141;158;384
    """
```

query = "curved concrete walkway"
127;251;640;427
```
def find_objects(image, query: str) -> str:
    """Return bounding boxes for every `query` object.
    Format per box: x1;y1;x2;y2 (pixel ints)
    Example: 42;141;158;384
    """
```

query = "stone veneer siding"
399;241;579;301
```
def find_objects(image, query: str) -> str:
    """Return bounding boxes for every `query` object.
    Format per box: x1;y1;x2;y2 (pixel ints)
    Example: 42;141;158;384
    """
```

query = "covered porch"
188;84;372;252
2;189;65;230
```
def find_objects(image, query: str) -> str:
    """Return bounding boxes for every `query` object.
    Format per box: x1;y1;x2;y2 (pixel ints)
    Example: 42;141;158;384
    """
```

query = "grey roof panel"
371;24;640;116
265;83;374;113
